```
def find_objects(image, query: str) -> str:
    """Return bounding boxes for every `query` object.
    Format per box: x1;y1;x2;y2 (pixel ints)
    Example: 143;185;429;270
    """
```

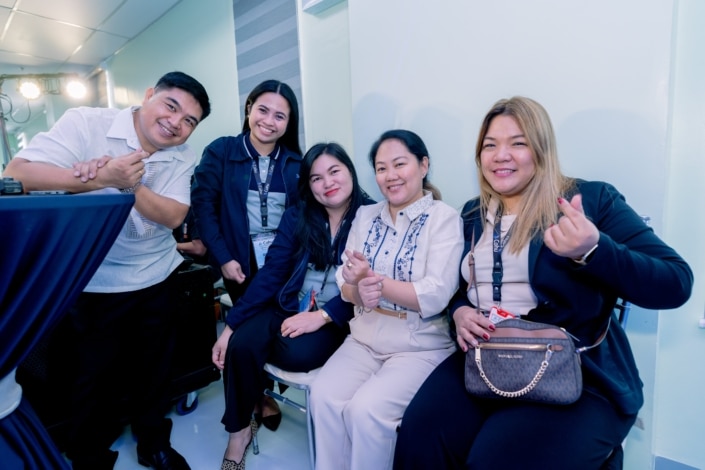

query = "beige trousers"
310;332;455;470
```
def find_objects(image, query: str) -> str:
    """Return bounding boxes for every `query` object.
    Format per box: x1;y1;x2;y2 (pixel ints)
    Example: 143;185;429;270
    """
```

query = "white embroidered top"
337;193;463;340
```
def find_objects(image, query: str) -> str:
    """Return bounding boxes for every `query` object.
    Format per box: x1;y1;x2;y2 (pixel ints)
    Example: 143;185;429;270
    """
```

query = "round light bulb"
19;80;41;100
65;80;87;99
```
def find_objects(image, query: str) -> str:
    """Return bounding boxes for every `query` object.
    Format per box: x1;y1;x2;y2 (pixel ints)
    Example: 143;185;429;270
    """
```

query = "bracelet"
572;243;598;265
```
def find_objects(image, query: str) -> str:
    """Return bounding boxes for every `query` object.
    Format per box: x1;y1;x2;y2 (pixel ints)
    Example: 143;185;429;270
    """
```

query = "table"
0;193;134;469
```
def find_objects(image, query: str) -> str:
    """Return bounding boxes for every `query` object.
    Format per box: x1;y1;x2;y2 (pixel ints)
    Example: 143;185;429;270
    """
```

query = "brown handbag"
465;318;589;404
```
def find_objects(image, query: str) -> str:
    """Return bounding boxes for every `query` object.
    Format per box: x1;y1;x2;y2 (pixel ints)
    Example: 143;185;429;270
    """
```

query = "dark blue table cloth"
0;193;134;469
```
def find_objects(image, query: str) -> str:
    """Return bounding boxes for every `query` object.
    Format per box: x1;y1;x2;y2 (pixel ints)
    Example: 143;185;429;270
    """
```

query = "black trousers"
222;240;259;305
221;307;347;433
393;350;636;470
55;271;182;462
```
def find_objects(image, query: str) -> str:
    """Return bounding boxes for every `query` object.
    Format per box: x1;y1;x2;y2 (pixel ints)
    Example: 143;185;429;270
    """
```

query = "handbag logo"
498;353;523;359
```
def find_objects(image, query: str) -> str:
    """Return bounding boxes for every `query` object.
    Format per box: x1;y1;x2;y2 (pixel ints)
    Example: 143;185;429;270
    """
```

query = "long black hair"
294;142;367;269
242;79;302;155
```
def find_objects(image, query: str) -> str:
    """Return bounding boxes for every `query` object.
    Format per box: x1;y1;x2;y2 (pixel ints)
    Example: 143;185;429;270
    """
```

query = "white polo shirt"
15;106;195;292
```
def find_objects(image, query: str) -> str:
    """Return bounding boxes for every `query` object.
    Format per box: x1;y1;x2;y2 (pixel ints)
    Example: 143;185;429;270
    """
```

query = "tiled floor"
112;379;311;470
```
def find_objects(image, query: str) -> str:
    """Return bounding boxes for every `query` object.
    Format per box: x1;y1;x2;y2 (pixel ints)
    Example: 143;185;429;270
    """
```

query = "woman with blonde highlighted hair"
394;97;692;469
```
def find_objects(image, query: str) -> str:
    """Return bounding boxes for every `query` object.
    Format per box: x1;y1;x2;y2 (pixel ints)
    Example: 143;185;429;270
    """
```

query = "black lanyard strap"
243;140;280;228
491;209;514;303
320;218;346;295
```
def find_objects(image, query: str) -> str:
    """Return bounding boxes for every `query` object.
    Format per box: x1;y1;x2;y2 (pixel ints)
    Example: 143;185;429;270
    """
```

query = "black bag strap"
465;224;609;353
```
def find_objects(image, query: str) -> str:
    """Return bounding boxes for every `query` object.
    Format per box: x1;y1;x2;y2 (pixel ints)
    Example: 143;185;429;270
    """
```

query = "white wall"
656;1;705;467
106;0;240;159
297;1;354;154
346;0;675;216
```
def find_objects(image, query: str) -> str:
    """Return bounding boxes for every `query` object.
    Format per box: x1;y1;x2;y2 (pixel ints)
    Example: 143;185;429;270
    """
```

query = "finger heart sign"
543;194;598;258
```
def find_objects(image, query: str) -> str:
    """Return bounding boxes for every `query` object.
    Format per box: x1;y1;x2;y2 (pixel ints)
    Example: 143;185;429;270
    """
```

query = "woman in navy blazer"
192;80;303;306
211;142;373;470
394;97;693;470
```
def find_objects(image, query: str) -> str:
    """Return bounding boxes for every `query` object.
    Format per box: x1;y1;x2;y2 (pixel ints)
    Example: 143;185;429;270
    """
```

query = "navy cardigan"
191;133;302;277
225;197;375;332
450;179;693;415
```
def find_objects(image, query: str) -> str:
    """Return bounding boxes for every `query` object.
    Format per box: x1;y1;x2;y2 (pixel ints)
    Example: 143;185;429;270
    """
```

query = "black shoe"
137;446;191;470
70;449;119;470
261;412;282;431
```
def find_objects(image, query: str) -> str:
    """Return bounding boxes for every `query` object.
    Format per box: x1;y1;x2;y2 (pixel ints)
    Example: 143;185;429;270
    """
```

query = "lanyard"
317;265;333;298
491;209;514;303
319;217;346;296
243;139;280;228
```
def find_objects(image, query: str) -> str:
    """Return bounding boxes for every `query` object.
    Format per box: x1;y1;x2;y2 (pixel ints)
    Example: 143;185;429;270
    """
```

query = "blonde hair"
474;96;575;253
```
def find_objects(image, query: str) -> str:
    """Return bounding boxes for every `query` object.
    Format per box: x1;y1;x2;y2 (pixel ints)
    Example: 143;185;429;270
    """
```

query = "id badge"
489;306;516;324
251;232;276;269
298;287;318;313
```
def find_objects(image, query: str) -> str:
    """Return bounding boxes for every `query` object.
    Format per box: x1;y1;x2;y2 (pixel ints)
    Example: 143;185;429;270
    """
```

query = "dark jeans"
56;272;182;463
221;307;347;433
393;350;636;470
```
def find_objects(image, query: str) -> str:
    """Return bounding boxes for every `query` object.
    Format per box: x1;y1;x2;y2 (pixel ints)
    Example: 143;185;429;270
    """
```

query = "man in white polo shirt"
4;71;210;470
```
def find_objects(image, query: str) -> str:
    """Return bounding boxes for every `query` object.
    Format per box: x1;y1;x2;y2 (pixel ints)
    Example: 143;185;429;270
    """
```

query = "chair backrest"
614;298;632;329
612;214;650;331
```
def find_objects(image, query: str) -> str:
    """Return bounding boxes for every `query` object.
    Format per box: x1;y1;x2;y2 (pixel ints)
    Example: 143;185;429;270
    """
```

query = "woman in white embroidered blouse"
309;129;464;470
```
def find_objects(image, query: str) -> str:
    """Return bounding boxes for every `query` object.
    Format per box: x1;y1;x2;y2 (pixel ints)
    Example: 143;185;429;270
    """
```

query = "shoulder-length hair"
242;79;302;155
368;129;442;200
295;142;368;269
475;96;575;252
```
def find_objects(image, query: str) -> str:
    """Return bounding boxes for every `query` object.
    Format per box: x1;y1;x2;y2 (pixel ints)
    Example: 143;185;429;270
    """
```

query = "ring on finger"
347;263;353;269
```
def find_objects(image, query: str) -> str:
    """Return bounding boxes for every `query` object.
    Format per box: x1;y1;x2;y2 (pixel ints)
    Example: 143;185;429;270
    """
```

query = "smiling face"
309;153;354;213
374;138;428;214
134;86;203;154
247;92;290;154
480;115;536;211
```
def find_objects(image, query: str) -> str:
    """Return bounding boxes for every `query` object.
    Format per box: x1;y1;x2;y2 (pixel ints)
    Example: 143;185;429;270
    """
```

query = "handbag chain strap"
475;346;554;398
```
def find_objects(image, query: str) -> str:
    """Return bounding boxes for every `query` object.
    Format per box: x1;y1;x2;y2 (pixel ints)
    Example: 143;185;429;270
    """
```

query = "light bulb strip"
0;73;88;100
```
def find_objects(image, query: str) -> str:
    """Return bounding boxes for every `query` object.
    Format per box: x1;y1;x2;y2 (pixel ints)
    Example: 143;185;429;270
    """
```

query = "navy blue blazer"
191;133;302;277
225;197;375;332
450;179;693;415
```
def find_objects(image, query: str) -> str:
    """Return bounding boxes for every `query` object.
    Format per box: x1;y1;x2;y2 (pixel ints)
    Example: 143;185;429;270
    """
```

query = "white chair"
218;293;319;466
218;292;232;321
252;363;320;469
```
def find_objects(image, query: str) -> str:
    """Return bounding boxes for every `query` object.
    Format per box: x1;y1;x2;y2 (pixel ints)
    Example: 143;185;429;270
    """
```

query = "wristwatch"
320;310;332;323
120;182;141;194
572;243;598;266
